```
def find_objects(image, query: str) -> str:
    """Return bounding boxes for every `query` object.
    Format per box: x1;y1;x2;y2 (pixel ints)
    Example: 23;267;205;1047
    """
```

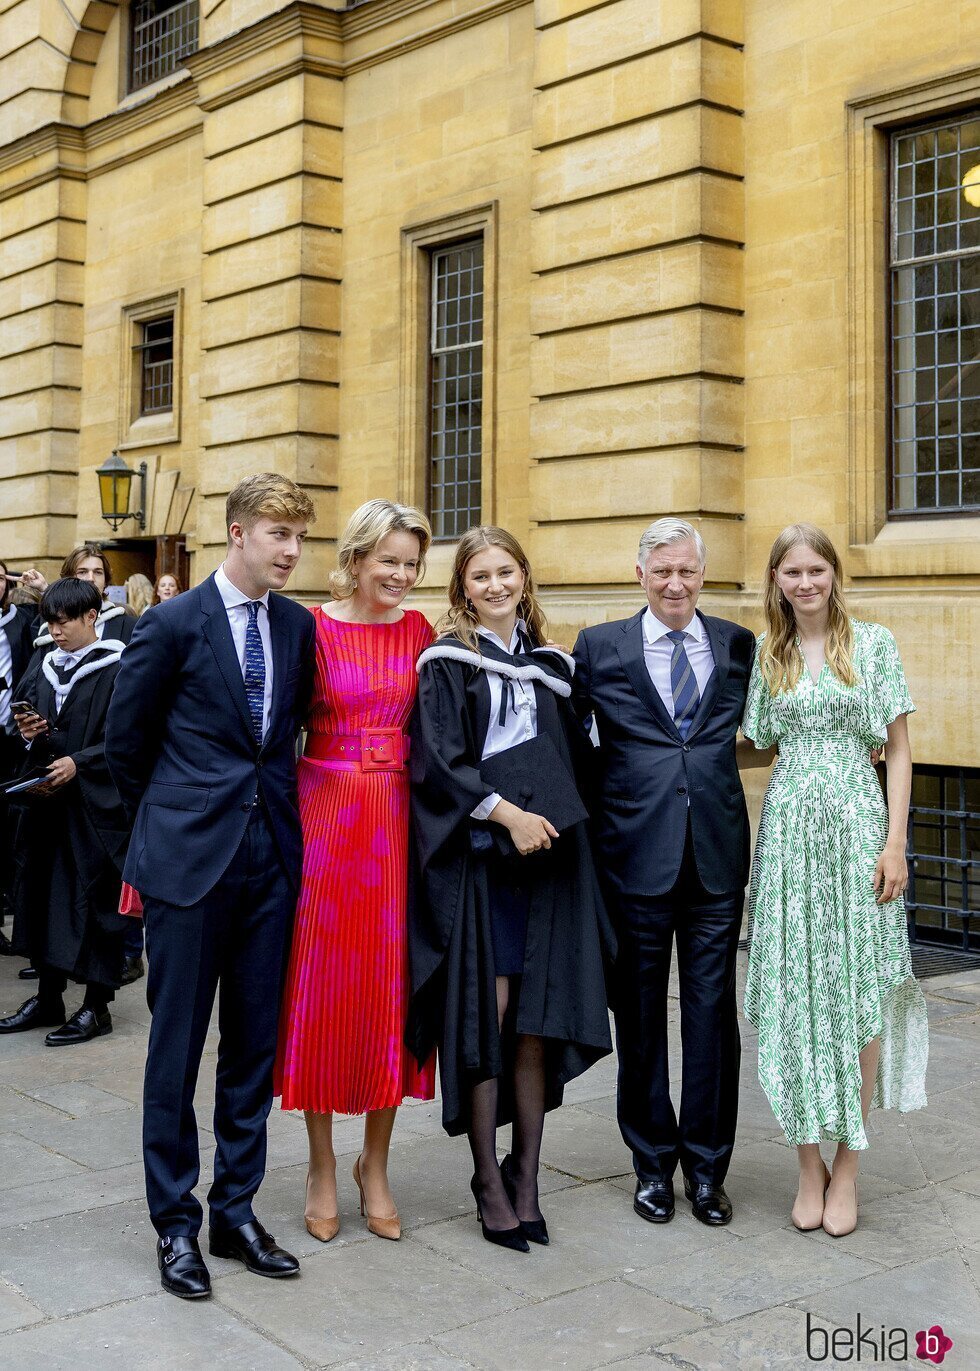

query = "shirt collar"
643;606;703;645
477;617;526;656
215;563;270;612
52;639;102;669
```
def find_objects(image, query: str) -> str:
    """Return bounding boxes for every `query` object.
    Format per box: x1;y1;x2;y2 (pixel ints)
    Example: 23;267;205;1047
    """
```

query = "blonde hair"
439;526;547;653
226;473;316;536
125;572;155;616
759;523;858;694
329;499;431;600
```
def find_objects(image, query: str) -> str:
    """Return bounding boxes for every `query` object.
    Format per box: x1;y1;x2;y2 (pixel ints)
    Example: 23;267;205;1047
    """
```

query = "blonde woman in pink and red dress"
274;500;435;1242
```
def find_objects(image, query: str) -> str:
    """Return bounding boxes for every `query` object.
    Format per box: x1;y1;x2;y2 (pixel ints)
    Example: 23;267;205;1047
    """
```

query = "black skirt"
485;858;530;977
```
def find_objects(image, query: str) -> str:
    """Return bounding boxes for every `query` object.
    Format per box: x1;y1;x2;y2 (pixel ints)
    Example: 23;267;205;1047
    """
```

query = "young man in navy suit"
573;518;755;1229
106;474;316;1299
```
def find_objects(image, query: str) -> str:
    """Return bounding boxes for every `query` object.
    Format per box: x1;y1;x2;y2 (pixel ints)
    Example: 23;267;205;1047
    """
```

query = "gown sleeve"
741;638;777;748
862;622;915;745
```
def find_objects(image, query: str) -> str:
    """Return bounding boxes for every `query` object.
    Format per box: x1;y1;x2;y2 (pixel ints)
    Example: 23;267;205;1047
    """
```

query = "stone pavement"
0;950;978;1371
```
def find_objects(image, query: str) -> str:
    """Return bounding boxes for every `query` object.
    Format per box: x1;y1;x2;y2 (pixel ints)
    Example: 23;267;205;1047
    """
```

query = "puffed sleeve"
741;638;777;748
862;622;915;745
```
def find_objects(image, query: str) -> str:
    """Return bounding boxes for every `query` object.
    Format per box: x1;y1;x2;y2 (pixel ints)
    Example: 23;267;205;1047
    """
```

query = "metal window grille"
130;0;199;93
429;239;484;540
906;766;979;950
137;315;174;415
890;113;980;515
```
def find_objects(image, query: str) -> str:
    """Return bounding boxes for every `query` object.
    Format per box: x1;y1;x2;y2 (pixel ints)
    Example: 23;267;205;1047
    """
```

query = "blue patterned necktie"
243;600;266;744
666;628;701;740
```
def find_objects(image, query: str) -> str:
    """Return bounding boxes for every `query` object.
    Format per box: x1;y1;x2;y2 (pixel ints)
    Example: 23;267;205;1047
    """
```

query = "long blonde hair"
439;526;548;653
759;524;858;694
329;499;431;600
125;572;155;616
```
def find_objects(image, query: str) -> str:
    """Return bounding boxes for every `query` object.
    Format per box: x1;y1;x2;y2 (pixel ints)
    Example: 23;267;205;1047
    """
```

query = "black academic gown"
8;643;130;986
407;634;615;1137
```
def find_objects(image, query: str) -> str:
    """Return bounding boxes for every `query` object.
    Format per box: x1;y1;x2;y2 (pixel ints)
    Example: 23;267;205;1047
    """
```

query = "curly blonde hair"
759;523;858;694
439;526;547;653
329;499;431;600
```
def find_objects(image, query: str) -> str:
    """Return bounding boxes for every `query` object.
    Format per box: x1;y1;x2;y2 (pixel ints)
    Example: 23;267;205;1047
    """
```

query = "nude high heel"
792;1162;831;1232
304;1170;340;1243
353;1155;401;1241
822;1176;858;1238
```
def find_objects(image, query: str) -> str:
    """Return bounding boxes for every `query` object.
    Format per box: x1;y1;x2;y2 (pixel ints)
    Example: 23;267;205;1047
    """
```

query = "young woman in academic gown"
408;527;615;1252
0;579;130;1045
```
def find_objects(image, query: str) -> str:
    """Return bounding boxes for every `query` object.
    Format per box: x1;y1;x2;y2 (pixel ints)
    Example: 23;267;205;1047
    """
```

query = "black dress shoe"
500;1153;549;1245
158;1236;211;1299
634;1177;675;1224
0;995;66;1034
208;1220;299;1277
44;1006;112;1046
684;1178;733;1226
121;955;145;986
18;965;39;980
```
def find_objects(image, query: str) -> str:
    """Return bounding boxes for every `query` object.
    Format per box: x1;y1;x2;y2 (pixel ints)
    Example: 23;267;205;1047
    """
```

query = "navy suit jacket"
105;573;315;908
572;608;755;899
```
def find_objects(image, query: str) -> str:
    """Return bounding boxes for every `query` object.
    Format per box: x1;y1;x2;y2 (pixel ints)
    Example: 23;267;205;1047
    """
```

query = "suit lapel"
616;610;682;739
200;574;255;738
686;611;730;740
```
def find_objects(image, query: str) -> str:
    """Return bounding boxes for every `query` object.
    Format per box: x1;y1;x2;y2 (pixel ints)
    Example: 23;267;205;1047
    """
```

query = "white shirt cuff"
470;792;503;822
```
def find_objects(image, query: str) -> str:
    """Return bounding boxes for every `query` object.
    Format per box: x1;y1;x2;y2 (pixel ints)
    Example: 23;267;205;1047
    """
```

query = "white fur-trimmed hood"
41;639;125;694
416;642;574;698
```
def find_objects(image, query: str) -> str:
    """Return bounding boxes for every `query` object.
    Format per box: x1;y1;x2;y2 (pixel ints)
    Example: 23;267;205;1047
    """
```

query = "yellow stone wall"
0;0;977;769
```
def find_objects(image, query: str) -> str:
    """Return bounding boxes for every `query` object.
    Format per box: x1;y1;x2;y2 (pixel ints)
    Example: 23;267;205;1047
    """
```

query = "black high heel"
469;1176;530;1253
500;1154;549;1246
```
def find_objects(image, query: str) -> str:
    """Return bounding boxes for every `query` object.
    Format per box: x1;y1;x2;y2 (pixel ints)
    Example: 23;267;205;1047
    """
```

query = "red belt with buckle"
305;728;409;771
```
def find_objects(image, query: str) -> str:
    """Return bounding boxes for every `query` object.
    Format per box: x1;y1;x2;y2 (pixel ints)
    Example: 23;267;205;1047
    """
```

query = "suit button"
241;802;251;812
683;745;691;753
677;786;687;796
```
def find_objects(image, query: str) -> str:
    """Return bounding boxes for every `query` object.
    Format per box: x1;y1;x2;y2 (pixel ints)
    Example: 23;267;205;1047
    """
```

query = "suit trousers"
613;828;742;1186
142;806;294;1237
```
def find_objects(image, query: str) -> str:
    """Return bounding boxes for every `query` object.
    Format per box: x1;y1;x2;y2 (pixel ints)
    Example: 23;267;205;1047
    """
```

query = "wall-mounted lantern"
96;451;147;532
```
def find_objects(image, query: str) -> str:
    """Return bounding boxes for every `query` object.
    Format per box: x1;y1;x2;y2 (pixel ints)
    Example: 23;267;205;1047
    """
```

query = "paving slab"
0;1292;305;1369
214;1230;528;1366
919;1029;980;1093
656;1304;839;1370
330;1345;474;1371
804;1181;980;1265
19;1079;136;1117
538;1105;632;1181
0;1129;86;1189
629;1226;880;1323
0;1160;147;1230
10;1106;152;1171
799;1252;980;1367
0;1278;43;1335
0;1198;160;1317
434;1278;706;1371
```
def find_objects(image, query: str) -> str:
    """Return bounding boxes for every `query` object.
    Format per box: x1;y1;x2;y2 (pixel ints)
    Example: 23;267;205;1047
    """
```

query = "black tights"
466;976;546;1231
39;970;113;1016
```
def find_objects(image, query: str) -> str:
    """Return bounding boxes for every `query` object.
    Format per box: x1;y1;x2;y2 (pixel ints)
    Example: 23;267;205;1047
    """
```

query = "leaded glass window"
429;240;484;540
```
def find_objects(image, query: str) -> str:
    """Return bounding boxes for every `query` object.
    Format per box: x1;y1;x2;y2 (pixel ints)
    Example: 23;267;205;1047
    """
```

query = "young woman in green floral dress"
741;524;928;1238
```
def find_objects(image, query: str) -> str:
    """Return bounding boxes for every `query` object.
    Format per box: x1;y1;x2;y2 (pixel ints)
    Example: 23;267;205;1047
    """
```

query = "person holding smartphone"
0;578;129;1044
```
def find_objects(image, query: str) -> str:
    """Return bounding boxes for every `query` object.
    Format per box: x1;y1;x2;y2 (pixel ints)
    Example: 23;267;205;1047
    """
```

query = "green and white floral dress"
742;619;928;1150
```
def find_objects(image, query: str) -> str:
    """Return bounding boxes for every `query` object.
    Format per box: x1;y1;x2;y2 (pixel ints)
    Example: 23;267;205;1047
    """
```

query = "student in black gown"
0;578;129;1044
0;560;36;955
408;526;614;1252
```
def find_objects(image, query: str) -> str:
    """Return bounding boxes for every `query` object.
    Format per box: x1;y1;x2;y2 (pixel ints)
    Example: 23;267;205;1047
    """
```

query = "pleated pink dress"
275;607;436;1114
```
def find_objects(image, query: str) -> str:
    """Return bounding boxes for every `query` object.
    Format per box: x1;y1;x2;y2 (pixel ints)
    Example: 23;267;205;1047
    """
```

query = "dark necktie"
244;601;266;744
666;629;700;740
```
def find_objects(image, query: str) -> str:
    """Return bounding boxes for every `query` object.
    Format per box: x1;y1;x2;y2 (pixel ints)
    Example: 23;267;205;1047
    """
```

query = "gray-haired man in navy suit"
572;518;755;1228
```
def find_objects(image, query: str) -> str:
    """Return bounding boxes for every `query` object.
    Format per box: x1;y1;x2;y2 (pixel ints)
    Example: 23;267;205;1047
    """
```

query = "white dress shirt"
215;563;274;739
0;604;14;727
49;639;104;715
470;621;537;822
642;607;715;723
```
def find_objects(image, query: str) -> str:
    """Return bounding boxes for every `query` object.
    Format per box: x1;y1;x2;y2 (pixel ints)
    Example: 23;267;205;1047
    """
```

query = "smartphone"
10;701;38;716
